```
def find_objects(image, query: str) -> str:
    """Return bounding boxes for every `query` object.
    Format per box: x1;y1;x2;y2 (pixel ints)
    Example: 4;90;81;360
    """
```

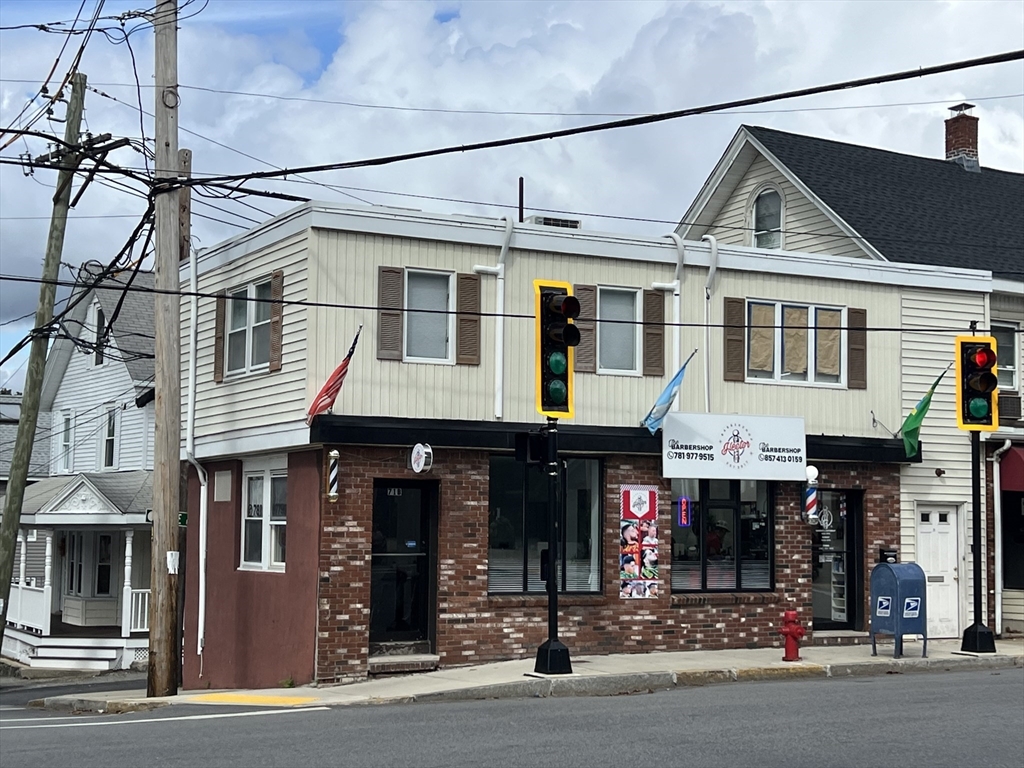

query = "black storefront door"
370;480;437;646
811;490;863;630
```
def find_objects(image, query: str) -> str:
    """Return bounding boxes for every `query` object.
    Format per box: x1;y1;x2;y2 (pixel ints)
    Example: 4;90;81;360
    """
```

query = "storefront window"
671;478;773;592
488;456;602;594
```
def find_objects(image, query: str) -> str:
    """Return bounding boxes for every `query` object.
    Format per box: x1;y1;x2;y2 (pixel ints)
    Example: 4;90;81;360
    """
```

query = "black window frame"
670;479;775;593
487;454;604;595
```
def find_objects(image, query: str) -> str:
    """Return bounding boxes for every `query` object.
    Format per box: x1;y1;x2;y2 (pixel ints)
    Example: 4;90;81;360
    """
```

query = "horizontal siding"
183;232;309;450
703;154;866;259
1004;589;1024;624
899;288;988;622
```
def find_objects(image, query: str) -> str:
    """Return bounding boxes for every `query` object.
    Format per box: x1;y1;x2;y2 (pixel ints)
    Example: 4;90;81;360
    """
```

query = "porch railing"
7;582;50;634
129;589;150;633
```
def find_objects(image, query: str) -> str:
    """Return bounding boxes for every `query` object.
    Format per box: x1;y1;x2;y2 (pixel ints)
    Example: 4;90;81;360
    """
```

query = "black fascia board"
310;415;921;464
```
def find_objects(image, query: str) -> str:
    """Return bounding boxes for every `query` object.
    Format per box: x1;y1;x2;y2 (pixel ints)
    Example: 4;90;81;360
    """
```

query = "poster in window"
620;485;659;599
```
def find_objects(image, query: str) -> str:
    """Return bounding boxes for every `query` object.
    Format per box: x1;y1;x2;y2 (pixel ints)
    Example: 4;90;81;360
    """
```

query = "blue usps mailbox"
870;562;928;659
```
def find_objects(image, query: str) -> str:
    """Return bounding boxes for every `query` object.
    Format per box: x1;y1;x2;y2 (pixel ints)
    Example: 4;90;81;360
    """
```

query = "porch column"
42;531;53;635
15;530;26;627
122;529;134;637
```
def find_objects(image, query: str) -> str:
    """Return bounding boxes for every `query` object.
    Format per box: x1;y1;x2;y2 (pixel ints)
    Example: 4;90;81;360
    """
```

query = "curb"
27;696;167;714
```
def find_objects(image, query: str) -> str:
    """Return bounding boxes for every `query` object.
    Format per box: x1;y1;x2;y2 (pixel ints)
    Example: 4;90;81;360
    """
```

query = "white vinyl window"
992;323;1018;390
59;410;73;473
99;405;118;469
226;278;272;374
404;270;453;363
753;189;783;249
240;456;287;571
89;302;106;366
747;301;845;386
597;287;641;374
66;532;84;596
95;534;113;596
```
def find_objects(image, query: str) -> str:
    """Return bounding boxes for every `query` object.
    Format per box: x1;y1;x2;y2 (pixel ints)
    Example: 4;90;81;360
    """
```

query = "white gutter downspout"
652;234;686;409
185;246;209;675
701;234;719;414
473;216;514;420
993;438;1013;636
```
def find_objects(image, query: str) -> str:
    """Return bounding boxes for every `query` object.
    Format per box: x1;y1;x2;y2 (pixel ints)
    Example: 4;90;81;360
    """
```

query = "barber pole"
328;450;340;501
804;485;817;519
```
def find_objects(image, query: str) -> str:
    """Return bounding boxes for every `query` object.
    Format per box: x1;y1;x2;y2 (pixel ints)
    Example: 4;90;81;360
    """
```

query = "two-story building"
1;271;155;671
178;198;996;690
677;106;1024;637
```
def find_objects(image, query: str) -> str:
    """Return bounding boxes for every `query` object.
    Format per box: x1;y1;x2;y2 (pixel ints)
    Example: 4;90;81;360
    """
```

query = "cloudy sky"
1;0;1022;391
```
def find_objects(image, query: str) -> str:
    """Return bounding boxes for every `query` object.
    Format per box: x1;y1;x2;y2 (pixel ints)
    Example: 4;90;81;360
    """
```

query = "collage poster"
619;485;659;599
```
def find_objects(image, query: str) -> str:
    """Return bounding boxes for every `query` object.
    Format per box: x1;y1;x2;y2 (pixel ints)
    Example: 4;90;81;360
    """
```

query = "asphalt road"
1;669;1021;768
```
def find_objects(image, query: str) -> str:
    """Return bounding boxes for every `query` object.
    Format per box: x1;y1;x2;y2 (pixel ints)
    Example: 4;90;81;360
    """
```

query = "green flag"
900;367;949;458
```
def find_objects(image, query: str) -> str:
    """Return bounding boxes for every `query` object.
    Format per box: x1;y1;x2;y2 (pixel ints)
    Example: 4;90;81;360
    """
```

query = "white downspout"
701;234;719;414
473;216;514;420
652;234;685;410
993;438;1012;636
185;246;209;673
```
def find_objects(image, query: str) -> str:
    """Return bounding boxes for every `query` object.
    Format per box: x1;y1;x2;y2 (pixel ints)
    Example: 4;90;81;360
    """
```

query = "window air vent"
526;215;581;230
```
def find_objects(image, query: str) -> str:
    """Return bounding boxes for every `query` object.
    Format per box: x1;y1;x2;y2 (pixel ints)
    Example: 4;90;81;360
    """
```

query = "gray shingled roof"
2;470;152;516
92;271;156;387
746;126;1024;280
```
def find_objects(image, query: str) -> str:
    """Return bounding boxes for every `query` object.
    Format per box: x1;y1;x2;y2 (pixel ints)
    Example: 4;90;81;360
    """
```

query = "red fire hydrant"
779;610;805;662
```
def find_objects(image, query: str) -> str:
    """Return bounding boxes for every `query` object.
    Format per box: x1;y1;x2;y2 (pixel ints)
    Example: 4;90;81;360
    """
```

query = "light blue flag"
641;349;698;434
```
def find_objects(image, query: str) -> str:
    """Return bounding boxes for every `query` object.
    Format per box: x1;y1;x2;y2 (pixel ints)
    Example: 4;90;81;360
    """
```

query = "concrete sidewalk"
25;638;1024;714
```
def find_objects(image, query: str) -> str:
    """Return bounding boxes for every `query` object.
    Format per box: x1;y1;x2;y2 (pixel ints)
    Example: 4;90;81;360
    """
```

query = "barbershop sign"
661;412;806;481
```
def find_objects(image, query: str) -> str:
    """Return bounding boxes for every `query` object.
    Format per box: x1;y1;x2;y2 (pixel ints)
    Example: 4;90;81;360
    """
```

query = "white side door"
917;506;960;638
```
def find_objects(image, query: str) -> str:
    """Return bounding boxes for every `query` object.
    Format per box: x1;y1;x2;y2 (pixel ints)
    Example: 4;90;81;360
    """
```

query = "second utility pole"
149;0;181;698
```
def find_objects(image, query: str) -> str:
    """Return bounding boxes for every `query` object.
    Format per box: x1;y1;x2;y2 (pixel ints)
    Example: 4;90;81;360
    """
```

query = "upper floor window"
100;405;118;469
376;266;481;366
747;301;844;385
88;302;106;366
598;287;641;374
59;411;73;473
213;270;284;383
241;456;287;571
753;189;782;249
992;323;1018;390
405;270;453;362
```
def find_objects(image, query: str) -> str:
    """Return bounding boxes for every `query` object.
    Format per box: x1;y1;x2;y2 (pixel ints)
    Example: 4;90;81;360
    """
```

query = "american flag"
305;325;362;425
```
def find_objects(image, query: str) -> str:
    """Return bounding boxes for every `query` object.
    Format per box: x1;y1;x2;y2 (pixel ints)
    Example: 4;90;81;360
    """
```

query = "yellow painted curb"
186;692;321;707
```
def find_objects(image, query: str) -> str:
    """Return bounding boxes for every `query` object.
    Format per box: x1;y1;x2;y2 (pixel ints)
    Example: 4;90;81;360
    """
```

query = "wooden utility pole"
175;147;191;689
0;73;87;643
148;0;181;698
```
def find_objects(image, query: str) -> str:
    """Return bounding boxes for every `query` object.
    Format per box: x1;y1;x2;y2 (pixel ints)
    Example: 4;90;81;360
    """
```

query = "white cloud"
1;0;1021;391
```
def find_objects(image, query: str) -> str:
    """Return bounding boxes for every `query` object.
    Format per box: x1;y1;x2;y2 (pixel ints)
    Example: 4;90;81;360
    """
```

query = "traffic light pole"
961;430;996;653
535;418;572;675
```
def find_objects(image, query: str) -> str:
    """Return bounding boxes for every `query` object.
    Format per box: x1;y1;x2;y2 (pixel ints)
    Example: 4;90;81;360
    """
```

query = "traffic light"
535;280;580;419
955;335;999;431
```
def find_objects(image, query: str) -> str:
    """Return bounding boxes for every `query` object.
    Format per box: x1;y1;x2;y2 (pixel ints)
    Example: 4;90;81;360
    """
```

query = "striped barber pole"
804;486;817;519
328;450;340;501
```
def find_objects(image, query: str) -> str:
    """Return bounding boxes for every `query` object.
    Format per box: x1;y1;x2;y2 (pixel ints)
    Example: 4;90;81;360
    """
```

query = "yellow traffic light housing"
955;335;999;431
535;280;580;419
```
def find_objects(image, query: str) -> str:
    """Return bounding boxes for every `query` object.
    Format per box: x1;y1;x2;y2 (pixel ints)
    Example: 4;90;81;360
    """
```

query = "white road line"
2;714;115;723
0;706;331;730
0;706;26;711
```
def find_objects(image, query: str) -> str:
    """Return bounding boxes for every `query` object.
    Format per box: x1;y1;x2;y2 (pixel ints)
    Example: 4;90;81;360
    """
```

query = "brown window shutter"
213;291;226;384
455;273;481;366
268;270;285;372
573;284;597;373
723;297;746;382
848;307;867;389
642;289;665;377
377;266;404;360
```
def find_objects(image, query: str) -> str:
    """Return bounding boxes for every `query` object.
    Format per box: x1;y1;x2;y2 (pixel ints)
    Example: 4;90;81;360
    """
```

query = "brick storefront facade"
315;445;904;684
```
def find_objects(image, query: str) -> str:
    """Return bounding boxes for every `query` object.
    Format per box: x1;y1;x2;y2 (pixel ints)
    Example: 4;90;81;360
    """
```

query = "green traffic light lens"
968;397;990;418
547;379;567;404
548;351;567;375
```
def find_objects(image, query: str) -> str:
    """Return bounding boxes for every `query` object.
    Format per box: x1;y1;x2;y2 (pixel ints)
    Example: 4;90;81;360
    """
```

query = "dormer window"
753;189;782;249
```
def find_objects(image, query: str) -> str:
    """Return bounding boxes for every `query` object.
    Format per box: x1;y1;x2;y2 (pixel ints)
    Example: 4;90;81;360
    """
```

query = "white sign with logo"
661;412;806;480
410;443;433;474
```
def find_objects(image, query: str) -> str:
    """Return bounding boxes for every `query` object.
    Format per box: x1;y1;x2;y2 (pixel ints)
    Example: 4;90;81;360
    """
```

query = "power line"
180;49;1024;187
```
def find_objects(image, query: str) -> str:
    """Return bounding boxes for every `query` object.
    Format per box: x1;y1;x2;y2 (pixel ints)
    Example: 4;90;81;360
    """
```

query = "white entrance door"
918;506;960;638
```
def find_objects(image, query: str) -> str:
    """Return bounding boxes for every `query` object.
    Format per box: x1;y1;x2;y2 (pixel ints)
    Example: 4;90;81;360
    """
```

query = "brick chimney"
945;103;979;171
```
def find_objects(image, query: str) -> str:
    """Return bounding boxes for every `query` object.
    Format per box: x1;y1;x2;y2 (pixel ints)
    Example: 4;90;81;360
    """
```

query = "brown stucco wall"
182;451;320;690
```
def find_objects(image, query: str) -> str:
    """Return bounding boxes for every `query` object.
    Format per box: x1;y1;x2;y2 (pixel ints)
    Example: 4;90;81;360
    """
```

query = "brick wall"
315;447;904;683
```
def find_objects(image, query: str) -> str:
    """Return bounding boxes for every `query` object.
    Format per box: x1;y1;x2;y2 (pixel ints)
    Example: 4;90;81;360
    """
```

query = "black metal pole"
961;429;996;653
534;419;572;674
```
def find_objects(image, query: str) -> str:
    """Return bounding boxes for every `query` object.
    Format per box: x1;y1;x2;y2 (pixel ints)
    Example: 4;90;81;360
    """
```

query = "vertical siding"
49;337;148;475
184;232;309;448
899;288;988;622
702;154;867;259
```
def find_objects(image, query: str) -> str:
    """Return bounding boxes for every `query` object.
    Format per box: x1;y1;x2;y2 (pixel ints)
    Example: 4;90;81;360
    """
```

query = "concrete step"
29;636;127;649
28;657;118;671
368;653;440;676
34;646;120;660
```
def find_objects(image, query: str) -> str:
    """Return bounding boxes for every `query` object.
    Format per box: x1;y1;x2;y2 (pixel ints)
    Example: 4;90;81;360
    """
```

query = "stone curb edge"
28;655;1022;713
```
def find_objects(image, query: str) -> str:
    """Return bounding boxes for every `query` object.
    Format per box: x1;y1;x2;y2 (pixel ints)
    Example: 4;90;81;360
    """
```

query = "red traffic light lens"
548;294;581;319
969;347;996;369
